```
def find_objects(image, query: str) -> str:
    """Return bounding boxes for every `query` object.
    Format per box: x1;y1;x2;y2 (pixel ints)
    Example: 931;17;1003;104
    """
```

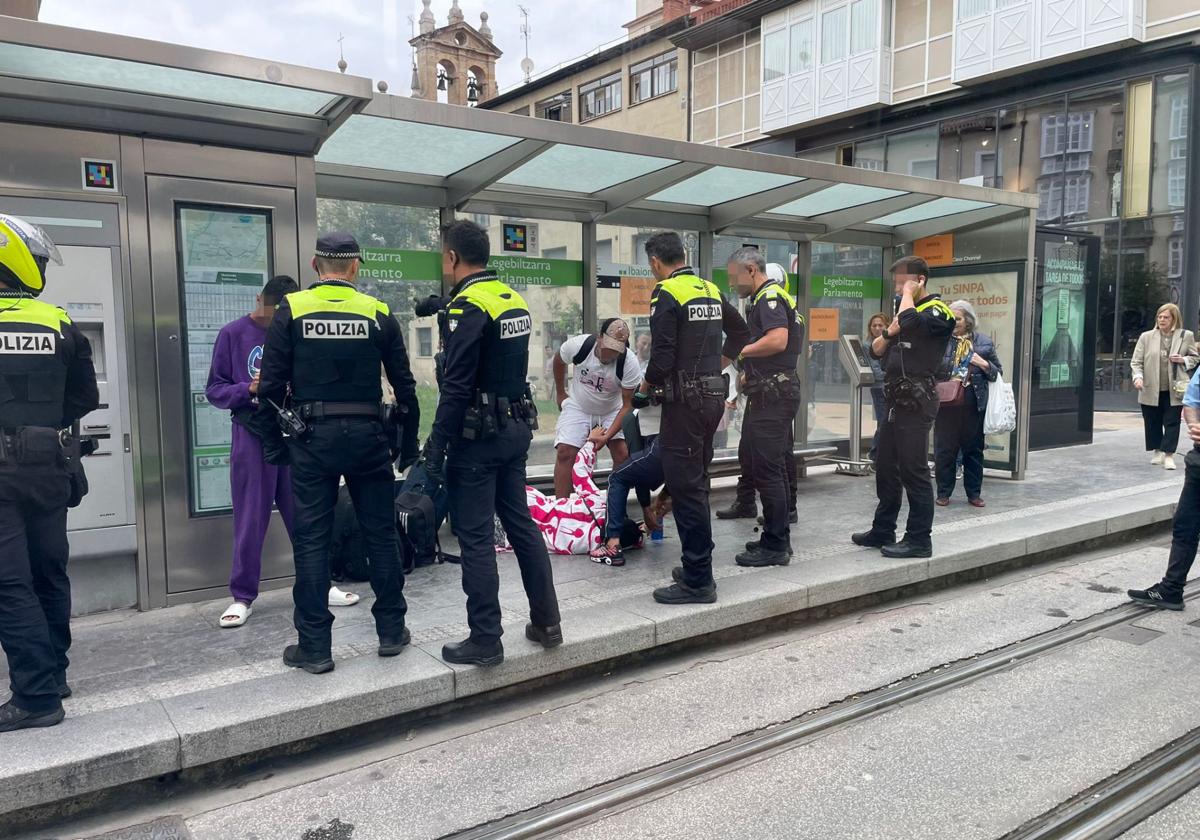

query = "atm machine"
0;197;137;613
835;334;876;477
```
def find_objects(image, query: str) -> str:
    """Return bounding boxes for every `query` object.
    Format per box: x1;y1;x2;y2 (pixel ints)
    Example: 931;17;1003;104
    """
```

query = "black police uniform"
645;267;749;593
258;247;417;663
0;291;98;722
429;270;560;648
738;279;804;556
868;294;955;550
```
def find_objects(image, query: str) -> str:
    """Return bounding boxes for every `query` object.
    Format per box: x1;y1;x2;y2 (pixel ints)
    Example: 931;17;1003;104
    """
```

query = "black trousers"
735;420;798;512
289;418;407;656
741;393;801;551
1141;390;1182;453
0;465;72;714
1162;447;1200;596
933;391;985;500
448;422;560;644
871;401;938;548
661;396;724;589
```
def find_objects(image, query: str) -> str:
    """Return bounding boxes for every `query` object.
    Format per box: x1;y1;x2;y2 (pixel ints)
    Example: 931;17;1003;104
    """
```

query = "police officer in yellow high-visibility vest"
636;232;749;605
853;256;955;560
0;215;98;733
420;220;561;667
257;233;418;674
726;247;804;569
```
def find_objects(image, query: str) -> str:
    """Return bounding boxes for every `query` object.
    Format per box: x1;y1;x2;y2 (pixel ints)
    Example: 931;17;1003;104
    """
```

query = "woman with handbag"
934;300;1002;508
1130;303;1198;470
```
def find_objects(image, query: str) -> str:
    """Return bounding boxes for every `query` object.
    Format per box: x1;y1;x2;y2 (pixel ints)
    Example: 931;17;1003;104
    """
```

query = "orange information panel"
809;307;840;341
914;234;954;267
619;276;657;315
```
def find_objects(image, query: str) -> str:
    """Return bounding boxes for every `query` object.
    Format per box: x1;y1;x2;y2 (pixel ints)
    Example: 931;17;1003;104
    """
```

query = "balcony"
954;0;1145;85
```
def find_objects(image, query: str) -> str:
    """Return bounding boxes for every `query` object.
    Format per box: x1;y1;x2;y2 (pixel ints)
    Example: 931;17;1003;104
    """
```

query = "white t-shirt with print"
559;334;641;417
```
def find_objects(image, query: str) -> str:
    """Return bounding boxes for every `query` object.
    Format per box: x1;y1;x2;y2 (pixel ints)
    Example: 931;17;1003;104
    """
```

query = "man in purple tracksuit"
205;276;359;627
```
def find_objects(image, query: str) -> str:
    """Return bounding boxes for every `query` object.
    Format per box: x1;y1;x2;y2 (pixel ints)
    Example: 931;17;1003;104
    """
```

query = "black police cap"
315;232;363;260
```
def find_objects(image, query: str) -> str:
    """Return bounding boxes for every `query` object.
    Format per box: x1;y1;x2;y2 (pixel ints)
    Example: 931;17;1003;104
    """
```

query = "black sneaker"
653;581;717;604
59;683;72;700
880;540;932;559
442;638;504;667
378;627;412;657
282;645;335;674
1127;584;1184;611
851;530;896;548
671;565;684;583
756;512;799;525
0;701;64;733
716;503;757;520
525;623;564;648
736;546;791;567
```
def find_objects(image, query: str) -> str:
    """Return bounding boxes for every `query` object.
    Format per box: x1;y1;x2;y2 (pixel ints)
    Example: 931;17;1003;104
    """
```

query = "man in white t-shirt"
552;318;641;497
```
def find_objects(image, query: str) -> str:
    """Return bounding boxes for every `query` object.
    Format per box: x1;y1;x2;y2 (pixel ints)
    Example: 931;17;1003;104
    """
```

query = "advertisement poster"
1039;241;1086;389
809;308;841;341
177;207;270;515
928;270;1020;467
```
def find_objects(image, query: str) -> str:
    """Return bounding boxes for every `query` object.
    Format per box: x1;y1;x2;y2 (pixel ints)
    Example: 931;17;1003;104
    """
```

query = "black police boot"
0;701;65;733
525;623;564;649
59;682;72;700
851;530;897;549
378;627;412;657
1127;583;1184;611
653;581;717;605
736;546;791;567
716;503;757;520
283;645;335;674
880;540;932;559
671;565;684;583
442;638;505;667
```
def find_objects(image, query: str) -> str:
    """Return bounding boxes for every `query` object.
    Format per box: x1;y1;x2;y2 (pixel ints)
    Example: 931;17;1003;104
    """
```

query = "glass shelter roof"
316;96;1037;244
0;16;372;155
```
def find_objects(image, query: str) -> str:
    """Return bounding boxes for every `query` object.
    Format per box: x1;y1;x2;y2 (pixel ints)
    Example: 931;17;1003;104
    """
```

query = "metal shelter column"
582;220;598;331
794;238;812;475
1014;208;1039;480
698;230;714;282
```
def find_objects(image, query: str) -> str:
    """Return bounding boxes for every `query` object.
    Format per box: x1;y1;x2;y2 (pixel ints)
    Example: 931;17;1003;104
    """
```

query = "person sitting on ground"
552;319;641;498
591;407;672;566
514;428;660;558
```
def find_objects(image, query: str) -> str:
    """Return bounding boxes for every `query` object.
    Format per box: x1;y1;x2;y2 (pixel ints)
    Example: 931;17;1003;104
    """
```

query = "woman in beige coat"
1131;303;1198;470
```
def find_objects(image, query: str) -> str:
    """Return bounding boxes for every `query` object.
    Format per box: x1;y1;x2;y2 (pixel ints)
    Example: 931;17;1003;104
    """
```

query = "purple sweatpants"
229;423;294;604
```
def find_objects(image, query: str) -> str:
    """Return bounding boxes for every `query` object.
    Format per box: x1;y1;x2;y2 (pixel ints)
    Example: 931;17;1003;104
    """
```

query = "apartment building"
672;0;1200;407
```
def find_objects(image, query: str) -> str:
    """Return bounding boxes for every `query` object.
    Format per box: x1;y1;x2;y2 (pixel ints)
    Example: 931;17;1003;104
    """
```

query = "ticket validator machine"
836;334;876;477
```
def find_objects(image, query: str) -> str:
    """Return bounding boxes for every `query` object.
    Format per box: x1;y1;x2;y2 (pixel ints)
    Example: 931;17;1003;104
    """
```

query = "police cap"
315;232;363;260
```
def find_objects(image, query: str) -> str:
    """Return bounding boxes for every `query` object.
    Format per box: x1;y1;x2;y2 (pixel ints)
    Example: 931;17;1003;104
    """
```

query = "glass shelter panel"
176;205;273;515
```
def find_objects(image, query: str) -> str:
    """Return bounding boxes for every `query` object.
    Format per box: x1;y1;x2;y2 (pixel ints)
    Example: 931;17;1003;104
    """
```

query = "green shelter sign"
811;274;884;300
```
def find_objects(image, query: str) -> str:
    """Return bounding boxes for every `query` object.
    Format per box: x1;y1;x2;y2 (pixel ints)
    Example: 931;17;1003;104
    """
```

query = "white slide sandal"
328;586;361;607
219;602;252;628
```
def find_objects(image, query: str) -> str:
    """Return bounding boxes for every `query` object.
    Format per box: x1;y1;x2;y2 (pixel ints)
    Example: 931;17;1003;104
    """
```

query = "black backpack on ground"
395;463;456;573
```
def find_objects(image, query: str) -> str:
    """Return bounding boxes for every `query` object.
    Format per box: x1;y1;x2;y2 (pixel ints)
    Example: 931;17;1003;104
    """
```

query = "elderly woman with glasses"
934;300;1001;508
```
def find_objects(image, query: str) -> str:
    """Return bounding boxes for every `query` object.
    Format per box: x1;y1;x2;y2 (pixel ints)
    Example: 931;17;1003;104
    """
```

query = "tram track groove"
439;592;1200;840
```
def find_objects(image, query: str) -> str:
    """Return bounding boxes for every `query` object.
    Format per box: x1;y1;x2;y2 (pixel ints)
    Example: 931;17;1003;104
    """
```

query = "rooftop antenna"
336;32;348;73
518;5;534;83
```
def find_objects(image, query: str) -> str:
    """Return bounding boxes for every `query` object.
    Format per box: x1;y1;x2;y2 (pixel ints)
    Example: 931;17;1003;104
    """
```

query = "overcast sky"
39;0;631;96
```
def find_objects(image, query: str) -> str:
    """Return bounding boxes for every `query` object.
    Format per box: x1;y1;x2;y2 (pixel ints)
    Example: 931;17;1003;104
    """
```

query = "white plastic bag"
984;373;1017;435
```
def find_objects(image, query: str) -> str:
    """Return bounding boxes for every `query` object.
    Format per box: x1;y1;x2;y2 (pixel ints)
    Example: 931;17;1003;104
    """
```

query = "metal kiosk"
834;334;876;477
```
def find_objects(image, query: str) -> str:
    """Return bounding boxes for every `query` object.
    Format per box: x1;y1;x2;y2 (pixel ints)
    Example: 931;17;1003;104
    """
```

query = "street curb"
0;487;1178;826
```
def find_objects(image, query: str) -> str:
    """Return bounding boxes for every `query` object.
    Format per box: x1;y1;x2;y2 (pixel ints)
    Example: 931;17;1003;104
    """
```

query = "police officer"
257;233;418;674
421;220;561;667
637;232;749;604
852;256;954;559
0;215;98;732
726;248;803;568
